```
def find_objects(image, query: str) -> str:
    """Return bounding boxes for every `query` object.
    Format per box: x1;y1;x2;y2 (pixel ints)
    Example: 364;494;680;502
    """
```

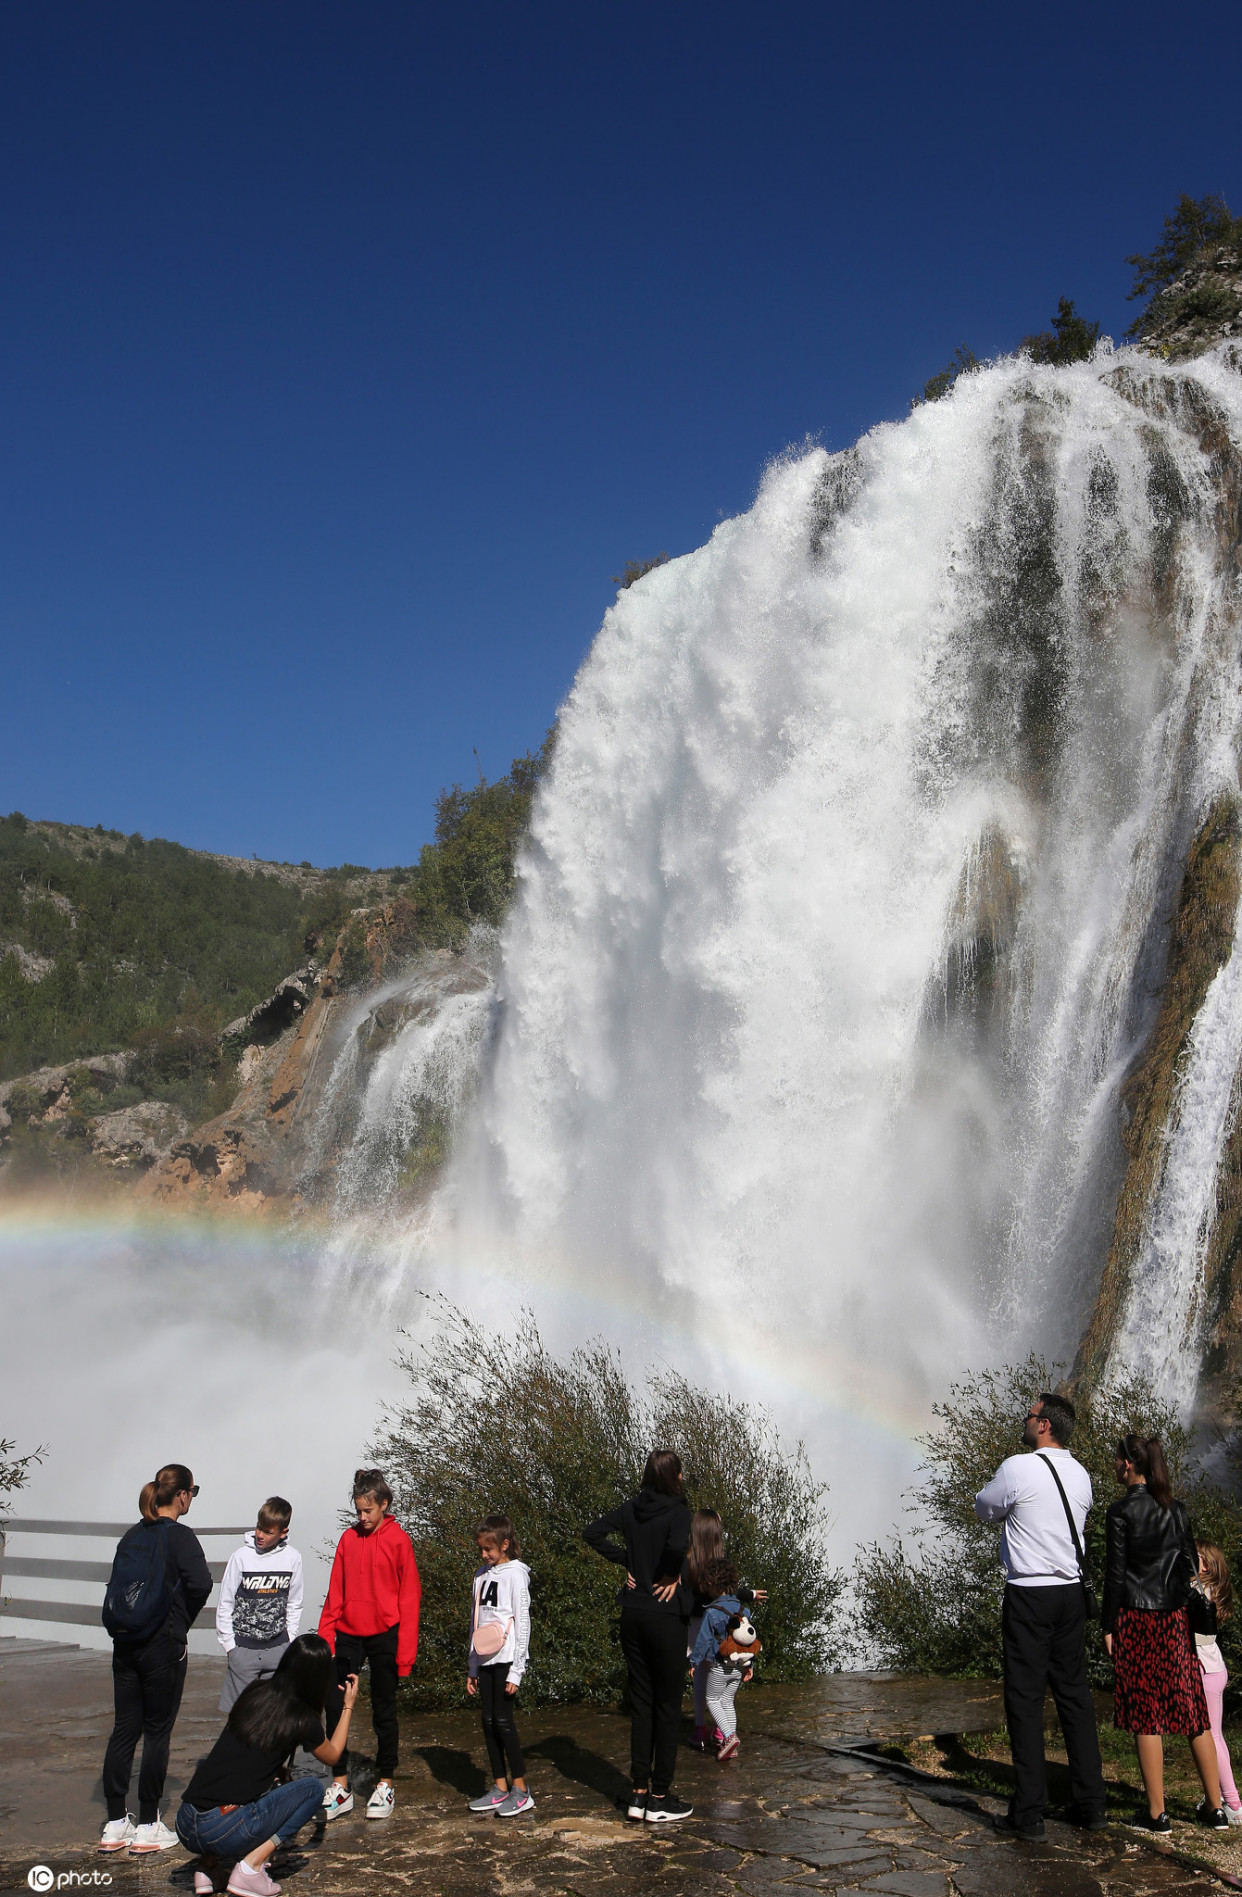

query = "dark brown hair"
352;1468;393;1508
257;1496;292;1534
686;1508;725;1593
640;1448;683;1497
139;1464;194;1522
1118;1433;1174;1508
700;1555;739;1600
475;1513;521;1560
1197;1541;1233;1623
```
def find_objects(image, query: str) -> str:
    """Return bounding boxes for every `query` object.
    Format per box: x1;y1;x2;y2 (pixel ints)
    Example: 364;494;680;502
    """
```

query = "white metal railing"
0;1517;250;1632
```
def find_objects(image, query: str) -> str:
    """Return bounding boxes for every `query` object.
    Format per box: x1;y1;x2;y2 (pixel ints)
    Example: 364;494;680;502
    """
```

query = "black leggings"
102;1630;189;1823
477;1664;525;1779
620;1608;687;1796
326;1626;400;1781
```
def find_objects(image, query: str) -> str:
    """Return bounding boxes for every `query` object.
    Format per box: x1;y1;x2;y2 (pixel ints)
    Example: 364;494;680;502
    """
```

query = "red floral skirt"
1113;1607;1209;1735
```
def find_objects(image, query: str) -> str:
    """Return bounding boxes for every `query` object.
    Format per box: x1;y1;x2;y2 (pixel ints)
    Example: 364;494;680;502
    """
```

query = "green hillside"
0;735;551;1084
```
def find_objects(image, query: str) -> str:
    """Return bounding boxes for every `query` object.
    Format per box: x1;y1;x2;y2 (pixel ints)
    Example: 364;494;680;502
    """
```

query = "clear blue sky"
2;2;1238;868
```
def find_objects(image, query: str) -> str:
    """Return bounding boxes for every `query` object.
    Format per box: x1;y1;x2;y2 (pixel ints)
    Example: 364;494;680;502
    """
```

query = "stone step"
0;1634;82;1657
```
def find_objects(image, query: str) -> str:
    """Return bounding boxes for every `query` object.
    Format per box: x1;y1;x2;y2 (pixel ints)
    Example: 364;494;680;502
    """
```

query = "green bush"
854;1356;1242;1690
371;1299;843;1710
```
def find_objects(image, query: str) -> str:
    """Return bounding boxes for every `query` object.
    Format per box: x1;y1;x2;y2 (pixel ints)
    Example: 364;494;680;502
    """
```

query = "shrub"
912;345;979;408
0;1435;44;1513
371;1299;843;1710
612;553;669;589
854;1356;1242;1690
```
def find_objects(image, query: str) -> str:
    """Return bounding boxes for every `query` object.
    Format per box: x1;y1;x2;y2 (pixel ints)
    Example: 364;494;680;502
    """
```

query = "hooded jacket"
584;1489;691;1616
1101;1484;1198;1633
216;1530;305;1652
467;1559;531;1686
318;1513;421;1675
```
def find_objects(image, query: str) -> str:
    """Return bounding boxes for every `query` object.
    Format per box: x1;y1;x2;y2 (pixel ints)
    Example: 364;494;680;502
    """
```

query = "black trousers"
477;1663;525;1779
1002;1583;1106;1826
101;1630;189;1823
327;1626;400;1781
620;1608;687;1796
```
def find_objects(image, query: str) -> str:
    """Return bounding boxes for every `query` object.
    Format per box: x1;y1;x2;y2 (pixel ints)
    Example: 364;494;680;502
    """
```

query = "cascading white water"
1112;891;1242;1408
323;344;1242;1550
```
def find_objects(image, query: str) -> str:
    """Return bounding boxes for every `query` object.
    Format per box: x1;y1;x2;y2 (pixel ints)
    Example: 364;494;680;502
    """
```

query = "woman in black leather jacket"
1102;1432;1223;1831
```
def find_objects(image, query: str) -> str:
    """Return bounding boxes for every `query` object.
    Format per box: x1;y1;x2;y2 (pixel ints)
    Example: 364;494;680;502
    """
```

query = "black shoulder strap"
1037;1452;1086;1572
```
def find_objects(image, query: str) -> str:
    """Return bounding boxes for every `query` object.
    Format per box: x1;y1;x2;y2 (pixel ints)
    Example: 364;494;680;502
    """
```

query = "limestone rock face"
0;1053;131;1137
1137;242;1242;360
87;1100;191;1169
137;984;339;1215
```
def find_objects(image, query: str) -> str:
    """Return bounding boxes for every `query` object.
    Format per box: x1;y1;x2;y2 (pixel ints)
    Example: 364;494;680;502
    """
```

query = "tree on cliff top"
1126;192;1240;334
401;730;555;948
1020;297;1101;366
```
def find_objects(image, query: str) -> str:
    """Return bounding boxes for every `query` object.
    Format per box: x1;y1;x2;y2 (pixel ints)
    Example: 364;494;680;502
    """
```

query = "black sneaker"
1072;1807;1110;1831
1197;1799;1230;1831
625;1791;648;1821
645;1793;693;1823
992;1812;1046;1841
1127;1808;1172;1833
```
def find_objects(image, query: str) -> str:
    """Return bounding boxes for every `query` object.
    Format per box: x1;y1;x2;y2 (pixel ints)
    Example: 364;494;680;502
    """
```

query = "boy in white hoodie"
216;1496;305;1713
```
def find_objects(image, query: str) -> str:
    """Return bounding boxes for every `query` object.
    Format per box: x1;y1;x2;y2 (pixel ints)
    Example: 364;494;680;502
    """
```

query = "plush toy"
717;1612;762;1674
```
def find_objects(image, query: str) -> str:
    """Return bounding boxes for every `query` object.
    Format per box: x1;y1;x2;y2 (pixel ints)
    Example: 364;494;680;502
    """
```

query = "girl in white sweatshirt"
465;1513;532;1817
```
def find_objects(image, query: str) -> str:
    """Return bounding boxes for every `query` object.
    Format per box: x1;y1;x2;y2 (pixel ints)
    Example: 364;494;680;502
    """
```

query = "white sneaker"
1228;1803;1242;1826
130;1818;180;1852
365;1782;395;1819
98;1816;135;1852
322;1783;354;1820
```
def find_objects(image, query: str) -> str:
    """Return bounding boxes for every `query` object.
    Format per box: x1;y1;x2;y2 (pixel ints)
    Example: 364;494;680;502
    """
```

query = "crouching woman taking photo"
175;1633;358;1897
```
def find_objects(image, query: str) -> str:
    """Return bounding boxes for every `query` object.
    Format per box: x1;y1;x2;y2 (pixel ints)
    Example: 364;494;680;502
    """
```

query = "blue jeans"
175;1778;323;1859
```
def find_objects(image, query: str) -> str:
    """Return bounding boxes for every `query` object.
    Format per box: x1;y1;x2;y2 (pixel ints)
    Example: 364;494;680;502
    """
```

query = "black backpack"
102;1520;177;1643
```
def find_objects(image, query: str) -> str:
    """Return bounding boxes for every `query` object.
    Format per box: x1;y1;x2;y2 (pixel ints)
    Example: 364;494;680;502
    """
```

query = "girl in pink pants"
1192;1543;1242;1822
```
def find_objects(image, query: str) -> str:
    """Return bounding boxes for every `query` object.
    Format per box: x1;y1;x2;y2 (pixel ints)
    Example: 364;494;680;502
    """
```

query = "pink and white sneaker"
717;1733;741;1761
225;1862;281;1897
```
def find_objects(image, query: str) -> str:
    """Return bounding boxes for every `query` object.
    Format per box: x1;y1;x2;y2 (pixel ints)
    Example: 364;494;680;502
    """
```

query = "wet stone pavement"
0;1646;1224;1896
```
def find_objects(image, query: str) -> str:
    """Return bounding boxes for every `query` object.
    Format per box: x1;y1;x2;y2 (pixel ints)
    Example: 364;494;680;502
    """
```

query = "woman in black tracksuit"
585;1448;692;1824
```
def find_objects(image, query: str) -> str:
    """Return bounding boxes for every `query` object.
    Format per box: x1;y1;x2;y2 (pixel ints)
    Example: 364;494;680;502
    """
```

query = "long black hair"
229;1632;334;1753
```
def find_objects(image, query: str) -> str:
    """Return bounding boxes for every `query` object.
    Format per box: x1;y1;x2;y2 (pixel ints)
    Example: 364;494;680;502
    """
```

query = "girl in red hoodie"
318;1469;420;1821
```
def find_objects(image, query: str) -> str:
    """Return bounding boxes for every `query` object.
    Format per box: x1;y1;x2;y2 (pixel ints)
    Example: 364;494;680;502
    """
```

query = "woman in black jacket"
585;1448;692;1825
1102;1432;1224;1832
99;1464;213;1855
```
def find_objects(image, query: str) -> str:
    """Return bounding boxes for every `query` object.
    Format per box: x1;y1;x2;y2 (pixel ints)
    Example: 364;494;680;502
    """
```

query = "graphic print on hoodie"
468;1560;531;1685
216;1531;305;1651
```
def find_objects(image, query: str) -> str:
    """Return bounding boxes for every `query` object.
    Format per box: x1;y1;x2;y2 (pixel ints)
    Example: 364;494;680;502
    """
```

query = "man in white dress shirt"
975;1390;1107;1839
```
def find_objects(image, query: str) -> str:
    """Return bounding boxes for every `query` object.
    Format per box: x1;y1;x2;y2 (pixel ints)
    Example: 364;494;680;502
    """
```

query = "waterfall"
321;344;1242;1544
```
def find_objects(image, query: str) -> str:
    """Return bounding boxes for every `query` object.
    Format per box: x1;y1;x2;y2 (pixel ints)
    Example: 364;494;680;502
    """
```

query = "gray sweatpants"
219;1641;289;1712
704;1662;743;1739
